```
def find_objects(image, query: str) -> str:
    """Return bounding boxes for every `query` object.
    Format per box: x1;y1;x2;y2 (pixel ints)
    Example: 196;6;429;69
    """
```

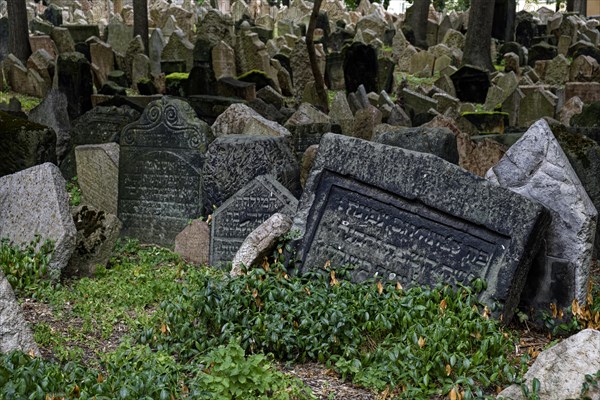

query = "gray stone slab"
486;119;597;312
373;126;459;164
0;163;76;274
118;97;213;246
0;270;39;355
75;143;119;215
210;174;298;267
293;134;551;322
202;134;300;213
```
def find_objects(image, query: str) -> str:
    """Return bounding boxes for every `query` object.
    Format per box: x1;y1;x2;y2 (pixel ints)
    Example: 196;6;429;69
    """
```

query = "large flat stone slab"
293;134;551;322
486;119;597;312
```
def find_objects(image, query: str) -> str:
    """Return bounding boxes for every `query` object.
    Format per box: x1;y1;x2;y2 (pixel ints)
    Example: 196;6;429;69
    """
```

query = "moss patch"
165;72;189;81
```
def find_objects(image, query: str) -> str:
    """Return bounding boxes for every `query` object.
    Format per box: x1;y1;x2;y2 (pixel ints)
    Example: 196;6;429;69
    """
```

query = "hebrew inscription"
303;172;509;286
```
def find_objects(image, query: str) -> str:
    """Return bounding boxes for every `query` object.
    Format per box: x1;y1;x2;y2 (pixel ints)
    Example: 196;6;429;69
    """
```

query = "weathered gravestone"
292;134;551;322
75;143;119;215
0;17;7;63
57;52;93;120
373;126;459;164
0;163;77;274
210;174;298;267
486;119;597;313
65;205;122;278
0;270;39;355
202;134;301;214
28;89;71;164
118;97;213;246
0;111;56;178
175;219;210;265
343;42;378;93
451;65;491;104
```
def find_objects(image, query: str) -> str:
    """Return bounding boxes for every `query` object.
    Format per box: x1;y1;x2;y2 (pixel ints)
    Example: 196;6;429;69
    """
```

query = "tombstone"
174;219;210;265
329;91;354;135
90;41;114;87
292;133;551;322
373;126;459;164
343;42;377;94
162;32;194;71
50;27;76;54
0;17;7;63
65;205;122;277
149;28;166;76
57;52;93;120
196;9;235;48
0;111;56;178
515;11;536;48
0;163;77;274
544;55;570;85
451;65;491;104
75;143;119;215
28;89;71;164
284;103;336;158
518;87;556;127
29;35;58;60
118;97;214;246
107;19;133;54
0;270;39;355
486;119;597;313
212;40;236;80
210;175;298;267
202;135;300;214
212;103;288;137
528;42;558;67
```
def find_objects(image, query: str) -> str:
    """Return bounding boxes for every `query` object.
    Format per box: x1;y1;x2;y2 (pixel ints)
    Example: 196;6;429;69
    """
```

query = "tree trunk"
573;0;586;14
7;0;31;63
306;0;328;113
405;0;431;50
133;0;149;56
463;0;495;71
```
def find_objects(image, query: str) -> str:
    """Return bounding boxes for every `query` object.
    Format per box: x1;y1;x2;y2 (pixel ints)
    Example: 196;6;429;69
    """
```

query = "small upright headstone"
486;119;597;312
0;163;77;274
343;42;377;93
75;143;120;215
293;134;551;322
118;97;213;246
451;65;491;104
210;175;298;267
175;219;210;265
28;89;71;163
57;52;93;119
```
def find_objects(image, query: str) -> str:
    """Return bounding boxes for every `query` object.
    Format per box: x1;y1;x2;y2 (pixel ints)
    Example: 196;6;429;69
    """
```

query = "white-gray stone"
212;103;290;137
230;212;292;276
0;163;76;275
0;270;39;355
498;329;600;400
486;119;597;311
75;143;120;216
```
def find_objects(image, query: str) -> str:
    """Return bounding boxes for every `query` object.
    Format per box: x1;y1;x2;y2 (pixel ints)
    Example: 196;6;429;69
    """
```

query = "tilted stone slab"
118;97;213;246
210;175;298;268
486;119;597;312
0;271;39;355
0;163;76;274
293;134;551;322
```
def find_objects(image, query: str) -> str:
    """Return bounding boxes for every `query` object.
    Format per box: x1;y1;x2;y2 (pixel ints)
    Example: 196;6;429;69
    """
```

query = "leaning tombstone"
0;163;77;275
210;175;298;268
486;119;597;314
118;97;214;246
292;134;551;322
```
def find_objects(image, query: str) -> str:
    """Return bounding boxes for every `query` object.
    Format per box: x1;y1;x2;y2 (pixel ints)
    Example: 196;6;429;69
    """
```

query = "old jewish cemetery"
2;0;600;398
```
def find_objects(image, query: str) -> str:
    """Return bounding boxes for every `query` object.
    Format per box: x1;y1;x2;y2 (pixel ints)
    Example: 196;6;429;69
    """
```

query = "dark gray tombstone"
210;175;298;267
118;97;214;246
202;134;301;214
57;52;93;120
451;66;491;104
292;133;551;322
0;17;8;63
343;42;378;94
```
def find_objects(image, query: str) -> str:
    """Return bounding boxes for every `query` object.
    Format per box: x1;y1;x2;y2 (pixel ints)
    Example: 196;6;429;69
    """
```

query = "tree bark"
463;0;495;71
133;0;149;56
405;0;431;50
306;0;328;113
7;0;31;63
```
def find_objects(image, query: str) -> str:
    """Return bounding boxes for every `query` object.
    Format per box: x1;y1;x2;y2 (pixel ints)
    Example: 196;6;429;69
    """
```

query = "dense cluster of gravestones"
2;0;600;330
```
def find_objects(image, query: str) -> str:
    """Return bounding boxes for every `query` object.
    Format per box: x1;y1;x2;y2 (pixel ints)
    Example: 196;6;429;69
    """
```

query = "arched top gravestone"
118;97;214;246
